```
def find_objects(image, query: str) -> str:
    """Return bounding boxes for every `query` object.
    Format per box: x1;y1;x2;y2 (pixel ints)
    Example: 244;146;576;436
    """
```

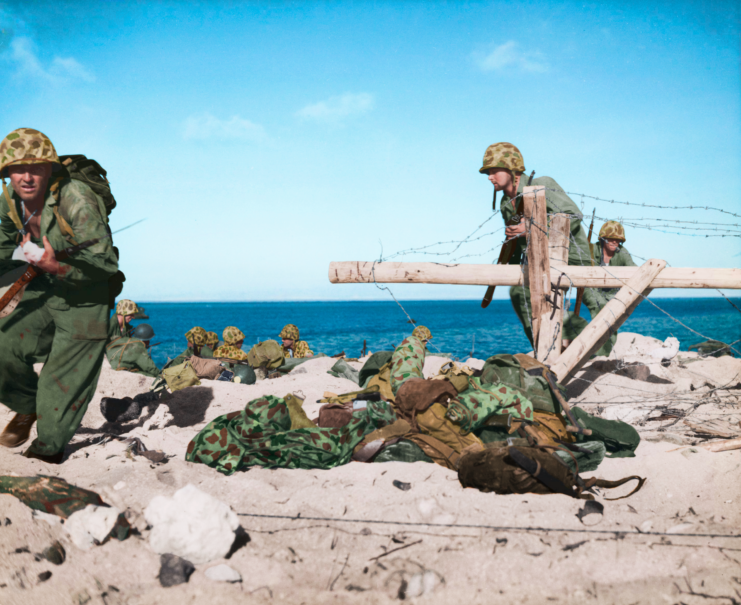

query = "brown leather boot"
0;413;37;448
23;449;64;465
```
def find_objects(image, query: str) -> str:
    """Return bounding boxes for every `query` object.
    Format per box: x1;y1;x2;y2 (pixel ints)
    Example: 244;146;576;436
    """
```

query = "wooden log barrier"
549;258;667;384
328;262;741;290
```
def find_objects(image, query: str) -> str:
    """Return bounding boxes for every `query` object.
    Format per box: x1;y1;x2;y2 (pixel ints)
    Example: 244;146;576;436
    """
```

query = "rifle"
572;209;596;317
481;170;535;308
0;219;144;317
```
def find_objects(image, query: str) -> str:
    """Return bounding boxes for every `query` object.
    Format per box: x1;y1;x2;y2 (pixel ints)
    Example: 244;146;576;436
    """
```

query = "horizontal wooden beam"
328;261;741;289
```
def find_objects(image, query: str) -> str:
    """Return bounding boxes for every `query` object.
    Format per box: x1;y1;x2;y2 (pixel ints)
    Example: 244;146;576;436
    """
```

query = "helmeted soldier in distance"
106;322;160;378
280;324;314;358
411;325;433;348
213;326;249;361
0;128;119;462
111;298;148;339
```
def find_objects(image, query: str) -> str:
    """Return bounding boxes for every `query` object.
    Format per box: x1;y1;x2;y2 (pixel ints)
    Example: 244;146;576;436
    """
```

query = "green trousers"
0;281;109;456
510;285;613;356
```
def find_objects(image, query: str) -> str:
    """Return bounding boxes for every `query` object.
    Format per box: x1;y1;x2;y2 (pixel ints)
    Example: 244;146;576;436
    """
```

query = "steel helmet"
185;326;207;346
599;221;626;242
479;142;525;176
279;324;299;340
0;128;61;179
222;326;245;345
132;323;155;341
412;325;432;341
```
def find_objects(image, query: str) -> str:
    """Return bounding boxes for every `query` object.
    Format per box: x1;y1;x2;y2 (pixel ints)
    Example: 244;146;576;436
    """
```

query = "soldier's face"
486;168;512;191
282;338;294;349
7;163;53;203
604;239;620;252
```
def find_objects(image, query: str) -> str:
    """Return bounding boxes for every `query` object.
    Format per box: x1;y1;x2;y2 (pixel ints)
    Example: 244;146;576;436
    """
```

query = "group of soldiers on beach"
0;128;634;464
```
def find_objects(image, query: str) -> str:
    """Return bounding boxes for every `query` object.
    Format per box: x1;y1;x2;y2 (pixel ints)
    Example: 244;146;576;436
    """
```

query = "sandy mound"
1;334;740;604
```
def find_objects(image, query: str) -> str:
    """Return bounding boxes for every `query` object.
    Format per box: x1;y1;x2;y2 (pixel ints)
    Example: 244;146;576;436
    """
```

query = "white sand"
1;333;740;604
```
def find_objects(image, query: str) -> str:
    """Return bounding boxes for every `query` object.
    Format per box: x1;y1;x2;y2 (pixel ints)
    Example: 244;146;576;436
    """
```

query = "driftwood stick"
702;437;741;453
549;259;666;384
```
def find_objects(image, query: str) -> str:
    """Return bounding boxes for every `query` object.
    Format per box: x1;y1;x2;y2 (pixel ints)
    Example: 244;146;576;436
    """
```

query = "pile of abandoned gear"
186;336;644;499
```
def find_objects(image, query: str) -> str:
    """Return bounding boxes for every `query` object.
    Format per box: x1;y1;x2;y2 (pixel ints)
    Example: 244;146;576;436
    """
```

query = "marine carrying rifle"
481;170;535;309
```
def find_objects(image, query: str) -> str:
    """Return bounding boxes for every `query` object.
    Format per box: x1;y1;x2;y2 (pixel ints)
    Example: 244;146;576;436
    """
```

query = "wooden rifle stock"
572;208;596;317
0;234;109;315
482;171;534;309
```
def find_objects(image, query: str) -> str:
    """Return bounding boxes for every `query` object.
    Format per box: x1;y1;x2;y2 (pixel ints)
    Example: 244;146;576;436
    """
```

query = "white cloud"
9;36;94;83
182;113;266;142
296;92;374;122
474;41;548;73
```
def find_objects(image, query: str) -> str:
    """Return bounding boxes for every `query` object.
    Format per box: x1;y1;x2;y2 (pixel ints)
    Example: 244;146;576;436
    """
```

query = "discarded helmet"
412;325;432;341
205;331;219;348
599;221;626;242
185;326;207;346
0;128;61;179
222;326;245;345
132;323;155;341
279;324;299;341
479;142;525;175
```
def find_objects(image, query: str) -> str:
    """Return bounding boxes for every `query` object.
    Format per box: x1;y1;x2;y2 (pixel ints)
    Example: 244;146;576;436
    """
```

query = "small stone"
37;571;52;582
392;480;411;491
205;564;242;583
113;481;126;491
158;553;195;587
41;541;66;565
3;518;10;526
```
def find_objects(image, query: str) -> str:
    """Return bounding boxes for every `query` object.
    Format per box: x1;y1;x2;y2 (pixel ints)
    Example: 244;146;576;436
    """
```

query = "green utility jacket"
106;337;161;378
0;179;118;292
500;176;591;267
109;316;134;339
595;240;637;268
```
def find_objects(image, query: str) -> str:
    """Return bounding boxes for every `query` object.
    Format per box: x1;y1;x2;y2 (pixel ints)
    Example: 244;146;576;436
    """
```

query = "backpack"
480;354;564;414
161;361;201;392
59;155;116;215
246;340;285;370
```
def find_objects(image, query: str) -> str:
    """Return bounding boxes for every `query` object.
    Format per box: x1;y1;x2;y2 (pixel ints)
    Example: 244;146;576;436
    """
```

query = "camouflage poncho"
186;395;371;475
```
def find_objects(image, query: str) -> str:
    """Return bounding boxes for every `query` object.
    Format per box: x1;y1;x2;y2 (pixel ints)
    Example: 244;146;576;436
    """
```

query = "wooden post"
549;258;666;383
523;186;549;354
537;214;571;364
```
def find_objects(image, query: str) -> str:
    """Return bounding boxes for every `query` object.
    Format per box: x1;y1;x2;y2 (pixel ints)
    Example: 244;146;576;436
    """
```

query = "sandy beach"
1;332;740;604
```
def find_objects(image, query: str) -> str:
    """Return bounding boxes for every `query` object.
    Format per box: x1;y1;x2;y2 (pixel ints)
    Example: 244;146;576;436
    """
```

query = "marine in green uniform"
581;221;636;355
0;129;119;462
480;143;597;345
109;298;147;339
105;322;160;378
280;324;314;359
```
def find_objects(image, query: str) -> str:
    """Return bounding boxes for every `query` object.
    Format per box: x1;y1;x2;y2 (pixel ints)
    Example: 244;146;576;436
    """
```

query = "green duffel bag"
480;354;564;414
571;407;640;458
246;339;285;370
358;351;393;387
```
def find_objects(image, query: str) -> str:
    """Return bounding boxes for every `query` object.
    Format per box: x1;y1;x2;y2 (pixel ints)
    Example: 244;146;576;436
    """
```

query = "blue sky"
1;0;739;302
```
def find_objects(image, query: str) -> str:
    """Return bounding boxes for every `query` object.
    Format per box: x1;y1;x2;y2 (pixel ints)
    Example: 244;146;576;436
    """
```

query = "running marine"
480;143;600;344
0;128;119;462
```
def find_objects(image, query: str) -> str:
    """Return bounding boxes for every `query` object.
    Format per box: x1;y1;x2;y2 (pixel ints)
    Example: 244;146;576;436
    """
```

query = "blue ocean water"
131;298;741;367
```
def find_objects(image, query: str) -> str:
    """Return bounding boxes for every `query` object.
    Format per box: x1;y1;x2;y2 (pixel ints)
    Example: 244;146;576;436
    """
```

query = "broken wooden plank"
328;262;741;289
702;437;741;453
549;259;667;384
683;418;741;439
524;186;549;357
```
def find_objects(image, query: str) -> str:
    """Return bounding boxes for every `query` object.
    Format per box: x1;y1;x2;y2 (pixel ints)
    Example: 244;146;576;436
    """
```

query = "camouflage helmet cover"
205;331;219;348
0;128;61;179
412;325;432;341
223;326;245;345
479;142;526;175
279;324;299;340
185;326;207;346
116;299;139;316
599;221;626;242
